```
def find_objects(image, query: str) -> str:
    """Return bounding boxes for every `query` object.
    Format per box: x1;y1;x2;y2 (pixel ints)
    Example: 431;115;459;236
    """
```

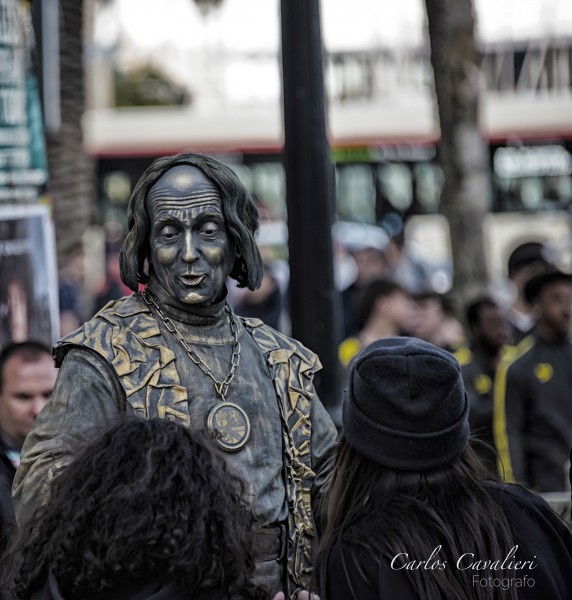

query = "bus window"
545;175;572;206
336;164;375;223
251;163;285;215
229;164;254;194
103;171;131;206
520;177;543;210
492;143;572;212
413;162;442;213
101;171;132;229
377;163;413;212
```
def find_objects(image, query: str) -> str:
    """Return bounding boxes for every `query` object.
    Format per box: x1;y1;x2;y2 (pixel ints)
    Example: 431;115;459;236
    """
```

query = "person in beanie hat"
343;337;470;471
314;337;572;600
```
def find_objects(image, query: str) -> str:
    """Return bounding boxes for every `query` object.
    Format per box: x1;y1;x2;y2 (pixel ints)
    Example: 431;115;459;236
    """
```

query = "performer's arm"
12;348;126;525
310;395;337;513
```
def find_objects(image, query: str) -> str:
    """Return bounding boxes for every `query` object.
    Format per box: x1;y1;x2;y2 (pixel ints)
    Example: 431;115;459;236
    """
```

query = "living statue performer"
12;154;338;599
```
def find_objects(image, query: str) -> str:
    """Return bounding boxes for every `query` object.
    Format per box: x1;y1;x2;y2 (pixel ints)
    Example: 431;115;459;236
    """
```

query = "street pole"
280;0;342;417
31;0;61;134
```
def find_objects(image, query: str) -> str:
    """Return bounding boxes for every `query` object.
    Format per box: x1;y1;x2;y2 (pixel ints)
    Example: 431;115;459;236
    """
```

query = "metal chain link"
141;289;241;401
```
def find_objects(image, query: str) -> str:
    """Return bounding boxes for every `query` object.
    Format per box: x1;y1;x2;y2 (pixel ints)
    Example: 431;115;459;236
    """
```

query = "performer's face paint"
146;165;234;307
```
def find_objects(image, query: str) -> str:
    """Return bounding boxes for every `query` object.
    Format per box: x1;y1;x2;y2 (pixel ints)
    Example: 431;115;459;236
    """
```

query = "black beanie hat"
343;337;470;471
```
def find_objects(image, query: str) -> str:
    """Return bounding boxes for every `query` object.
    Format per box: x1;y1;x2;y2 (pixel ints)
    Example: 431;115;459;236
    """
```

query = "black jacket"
316;482;572;600
494;334;572;492
0;435;16;554
30;573;187;600
460;345;500;475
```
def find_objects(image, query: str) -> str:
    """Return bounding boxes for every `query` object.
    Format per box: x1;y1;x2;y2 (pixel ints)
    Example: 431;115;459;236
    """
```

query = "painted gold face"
146;165;234;308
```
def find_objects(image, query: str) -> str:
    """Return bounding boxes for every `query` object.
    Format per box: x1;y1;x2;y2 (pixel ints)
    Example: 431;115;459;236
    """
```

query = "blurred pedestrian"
58;246;89;336
412;291;463;352
504;242;550;344
2;418;271;600
332;222;390;338
380;213;431;295
93;249;131;313
315;338;572;600
339;279;413;370
0;342;56;555
232;258;285;332
229;209;289;332
459;297;511;475
495;269;572;492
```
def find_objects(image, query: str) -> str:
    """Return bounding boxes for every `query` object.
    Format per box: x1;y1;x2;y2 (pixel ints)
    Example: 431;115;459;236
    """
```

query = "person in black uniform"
494;269;572;492
460;297;511;474
315;338;572;600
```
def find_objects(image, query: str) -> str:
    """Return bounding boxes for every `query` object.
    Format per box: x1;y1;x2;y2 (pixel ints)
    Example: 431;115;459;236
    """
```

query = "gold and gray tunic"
12;290;337;598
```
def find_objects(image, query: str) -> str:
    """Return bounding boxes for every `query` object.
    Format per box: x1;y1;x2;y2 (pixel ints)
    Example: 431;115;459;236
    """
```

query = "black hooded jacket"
30;574;187;600
316;482;572;600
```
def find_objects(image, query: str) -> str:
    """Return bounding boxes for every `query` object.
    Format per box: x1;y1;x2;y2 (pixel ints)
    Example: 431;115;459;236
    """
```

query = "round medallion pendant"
207;402;251;452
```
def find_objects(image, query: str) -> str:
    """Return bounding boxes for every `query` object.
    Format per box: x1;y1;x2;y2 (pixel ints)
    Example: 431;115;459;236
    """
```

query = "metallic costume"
13;291;337;598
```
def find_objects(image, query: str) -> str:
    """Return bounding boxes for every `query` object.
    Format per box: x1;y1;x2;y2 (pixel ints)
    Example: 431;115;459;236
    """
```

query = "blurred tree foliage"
114;65;190;107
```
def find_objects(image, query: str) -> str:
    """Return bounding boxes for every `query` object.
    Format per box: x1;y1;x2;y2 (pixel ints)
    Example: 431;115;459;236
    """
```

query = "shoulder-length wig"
119;153;264;292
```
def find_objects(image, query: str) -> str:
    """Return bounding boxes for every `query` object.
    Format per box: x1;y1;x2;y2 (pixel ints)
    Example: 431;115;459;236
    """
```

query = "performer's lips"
178;274;205;286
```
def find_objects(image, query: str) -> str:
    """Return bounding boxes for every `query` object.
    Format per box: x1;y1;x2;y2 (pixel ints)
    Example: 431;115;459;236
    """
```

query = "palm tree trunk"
425;0;489;308
47;0;91;271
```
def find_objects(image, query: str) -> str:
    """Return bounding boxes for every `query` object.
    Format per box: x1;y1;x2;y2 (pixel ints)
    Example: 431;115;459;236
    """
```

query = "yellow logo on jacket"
474;374;492;395
534;363;553;383
454;346;472;366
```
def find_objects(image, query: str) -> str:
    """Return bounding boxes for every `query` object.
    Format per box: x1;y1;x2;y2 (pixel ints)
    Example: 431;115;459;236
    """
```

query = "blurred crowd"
0;157;571;599
222;208;572;499
335;232;572;497
222;208;572;500
12;207;572;504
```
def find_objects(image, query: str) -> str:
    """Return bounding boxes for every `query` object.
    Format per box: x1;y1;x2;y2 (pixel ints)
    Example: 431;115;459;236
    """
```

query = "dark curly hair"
119;153;263;292
3;418;268;600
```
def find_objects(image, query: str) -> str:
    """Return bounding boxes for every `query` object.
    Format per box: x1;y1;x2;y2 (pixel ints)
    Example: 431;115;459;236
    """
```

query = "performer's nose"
181;231;199;262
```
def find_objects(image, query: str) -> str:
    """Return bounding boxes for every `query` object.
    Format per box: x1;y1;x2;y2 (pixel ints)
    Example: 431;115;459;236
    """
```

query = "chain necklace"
141;289;241;401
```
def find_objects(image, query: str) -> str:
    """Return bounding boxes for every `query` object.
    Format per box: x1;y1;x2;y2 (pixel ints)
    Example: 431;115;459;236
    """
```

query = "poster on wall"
0;204;58;348
0;0;48;203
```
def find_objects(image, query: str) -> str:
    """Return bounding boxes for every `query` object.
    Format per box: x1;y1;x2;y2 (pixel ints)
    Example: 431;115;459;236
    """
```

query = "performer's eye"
201;221;219;237
160;226;178;240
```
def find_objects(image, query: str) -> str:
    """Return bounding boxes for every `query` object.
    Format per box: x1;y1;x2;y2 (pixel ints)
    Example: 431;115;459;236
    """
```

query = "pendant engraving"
207;402;250;452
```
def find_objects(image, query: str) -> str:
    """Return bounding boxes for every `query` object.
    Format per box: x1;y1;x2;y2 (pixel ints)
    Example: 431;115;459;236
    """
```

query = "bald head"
146;165;221;211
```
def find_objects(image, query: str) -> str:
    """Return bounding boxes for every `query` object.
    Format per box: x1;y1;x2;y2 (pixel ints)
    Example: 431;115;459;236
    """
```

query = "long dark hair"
119;153;263;292
317;435;518;600
3;418;268;600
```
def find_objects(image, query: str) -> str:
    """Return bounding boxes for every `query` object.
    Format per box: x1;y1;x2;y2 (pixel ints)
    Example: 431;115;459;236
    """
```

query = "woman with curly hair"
2;418;275;600
315;338;572;600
